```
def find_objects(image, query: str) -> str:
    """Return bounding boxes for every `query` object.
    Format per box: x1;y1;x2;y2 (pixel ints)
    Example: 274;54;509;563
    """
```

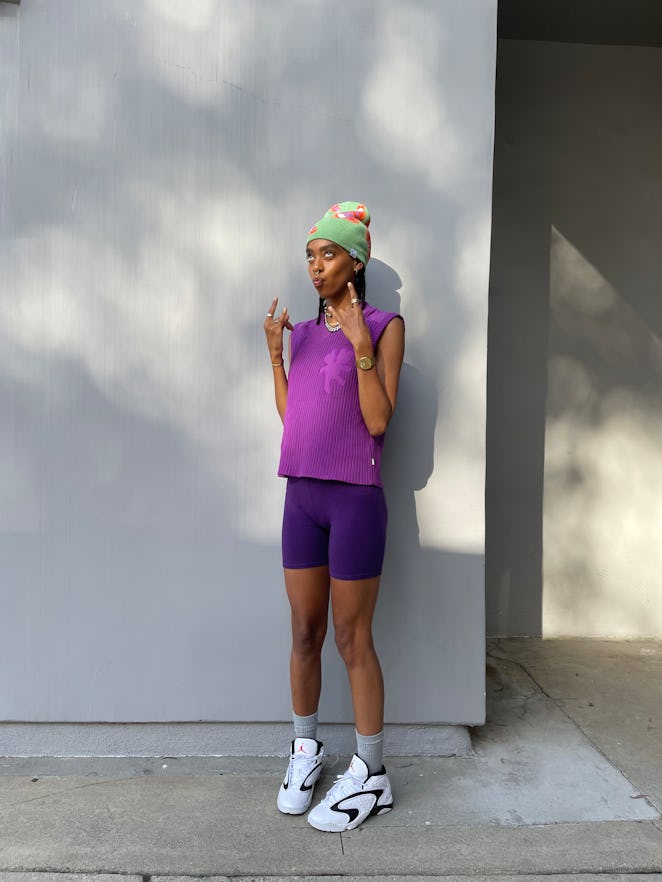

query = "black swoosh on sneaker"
300;761;322;791
332;804;360;823
331;788;385;823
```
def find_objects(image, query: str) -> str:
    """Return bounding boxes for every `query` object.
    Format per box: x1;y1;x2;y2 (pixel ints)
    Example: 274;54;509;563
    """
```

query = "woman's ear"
354;260;364;273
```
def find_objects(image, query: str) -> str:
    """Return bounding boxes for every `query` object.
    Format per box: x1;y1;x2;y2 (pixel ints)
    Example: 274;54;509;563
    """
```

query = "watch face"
358;356;375;370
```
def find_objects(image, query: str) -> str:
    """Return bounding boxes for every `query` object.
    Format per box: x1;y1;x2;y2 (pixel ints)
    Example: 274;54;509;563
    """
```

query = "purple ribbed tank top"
278;304;401;487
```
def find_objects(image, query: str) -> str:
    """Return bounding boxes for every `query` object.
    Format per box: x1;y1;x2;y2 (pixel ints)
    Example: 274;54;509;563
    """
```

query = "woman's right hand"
264;297;292;362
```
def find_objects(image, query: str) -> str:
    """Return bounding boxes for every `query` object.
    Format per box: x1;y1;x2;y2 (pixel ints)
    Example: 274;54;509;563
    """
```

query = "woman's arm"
356;316;405;436
264;297;292;424
329;286;405;436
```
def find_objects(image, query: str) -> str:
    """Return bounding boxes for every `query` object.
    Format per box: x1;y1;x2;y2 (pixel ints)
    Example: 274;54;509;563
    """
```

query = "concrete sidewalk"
0;638;661;879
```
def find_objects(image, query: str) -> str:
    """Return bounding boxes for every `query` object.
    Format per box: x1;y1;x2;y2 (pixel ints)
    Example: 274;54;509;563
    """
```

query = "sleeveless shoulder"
362;303;403;346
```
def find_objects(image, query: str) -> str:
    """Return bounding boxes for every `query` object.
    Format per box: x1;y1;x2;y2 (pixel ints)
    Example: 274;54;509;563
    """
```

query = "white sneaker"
277;737;325;815
307;754;393;832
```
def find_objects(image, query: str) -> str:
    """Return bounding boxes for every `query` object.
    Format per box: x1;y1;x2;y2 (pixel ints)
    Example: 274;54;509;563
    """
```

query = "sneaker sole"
308;802;393;832
277;792;315;815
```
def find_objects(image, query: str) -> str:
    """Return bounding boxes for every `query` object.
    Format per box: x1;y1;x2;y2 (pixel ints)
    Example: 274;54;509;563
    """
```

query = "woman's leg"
307;575;394;833
330;576;383;736
284;565;330;716
278;566;329;816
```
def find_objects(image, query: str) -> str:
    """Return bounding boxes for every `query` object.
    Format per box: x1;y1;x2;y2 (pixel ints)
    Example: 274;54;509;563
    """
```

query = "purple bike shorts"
282;477;388;581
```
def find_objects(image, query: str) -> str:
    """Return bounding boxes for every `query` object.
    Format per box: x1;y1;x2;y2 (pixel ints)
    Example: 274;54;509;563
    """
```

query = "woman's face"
306;239;362;300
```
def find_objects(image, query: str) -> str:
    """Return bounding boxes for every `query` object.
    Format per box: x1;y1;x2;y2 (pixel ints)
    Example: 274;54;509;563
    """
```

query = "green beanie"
307;201;371;265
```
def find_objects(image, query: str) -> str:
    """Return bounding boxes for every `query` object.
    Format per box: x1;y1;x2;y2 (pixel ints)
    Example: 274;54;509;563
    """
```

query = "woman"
263;202;405;832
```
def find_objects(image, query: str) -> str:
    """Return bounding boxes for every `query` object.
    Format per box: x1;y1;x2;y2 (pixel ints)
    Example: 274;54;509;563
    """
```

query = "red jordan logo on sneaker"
298;744;306;752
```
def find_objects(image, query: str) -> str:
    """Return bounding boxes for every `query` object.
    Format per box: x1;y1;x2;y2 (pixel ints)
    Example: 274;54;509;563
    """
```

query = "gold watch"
357;355;376;371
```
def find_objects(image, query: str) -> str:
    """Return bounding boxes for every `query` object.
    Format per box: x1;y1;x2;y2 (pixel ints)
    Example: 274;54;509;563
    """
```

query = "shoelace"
287;752;320;787
320;769;364;805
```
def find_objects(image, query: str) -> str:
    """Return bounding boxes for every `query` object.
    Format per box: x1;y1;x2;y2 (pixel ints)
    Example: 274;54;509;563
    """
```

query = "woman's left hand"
325;282;373;352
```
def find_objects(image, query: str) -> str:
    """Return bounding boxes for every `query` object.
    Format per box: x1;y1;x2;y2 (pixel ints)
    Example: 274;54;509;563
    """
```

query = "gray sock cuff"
355;728;384;774
355;728;384;744
293;710;318;741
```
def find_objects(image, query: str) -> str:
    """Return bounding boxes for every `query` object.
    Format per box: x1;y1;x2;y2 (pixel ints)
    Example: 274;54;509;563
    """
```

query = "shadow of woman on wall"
364;260;485;726
368;258;438;551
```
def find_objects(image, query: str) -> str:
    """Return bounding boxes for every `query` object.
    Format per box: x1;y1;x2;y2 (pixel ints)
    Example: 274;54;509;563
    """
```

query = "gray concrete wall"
486;40;662;636
0;0;496;741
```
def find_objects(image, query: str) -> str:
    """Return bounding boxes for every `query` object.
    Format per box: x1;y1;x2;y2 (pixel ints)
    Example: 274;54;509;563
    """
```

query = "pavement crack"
503;652;661;816
0;777;120;809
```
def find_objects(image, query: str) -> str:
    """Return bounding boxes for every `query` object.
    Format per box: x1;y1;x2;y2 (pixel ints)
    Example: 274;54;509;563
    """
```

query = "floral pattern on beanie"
306;201;372;265
328;203;369;225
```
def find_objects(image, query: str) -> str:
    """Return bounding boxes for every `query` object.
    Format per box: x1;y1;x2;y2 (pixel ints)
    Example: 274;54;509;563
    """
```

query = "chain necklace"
323;308;342;333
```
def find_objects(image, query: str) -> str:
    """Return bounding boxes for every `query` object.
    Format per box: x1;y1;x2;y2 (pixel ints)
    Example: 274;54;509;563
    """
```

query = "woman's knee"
334;625;373;667
291;618;327;656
